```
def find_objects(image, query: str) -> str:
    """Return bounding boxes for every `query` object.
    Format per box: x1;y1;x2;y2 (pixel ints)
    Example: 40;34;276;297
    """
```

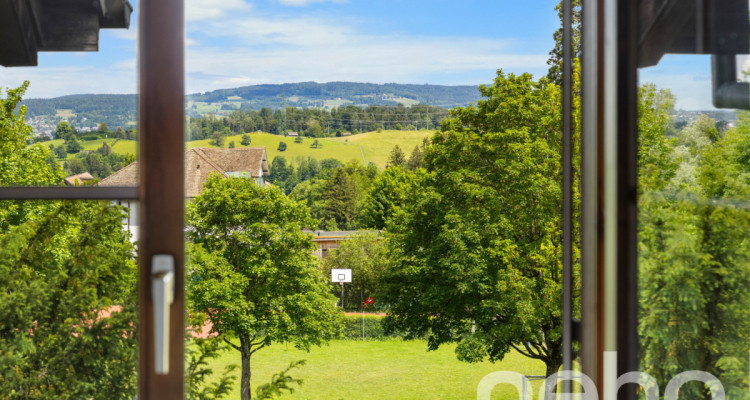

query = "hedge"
341;314;404;340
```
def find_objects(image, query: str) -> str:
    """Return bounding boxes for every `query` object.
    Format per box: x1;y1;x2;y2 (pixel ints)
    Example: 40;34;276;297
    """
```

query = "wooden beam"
138;0;185;398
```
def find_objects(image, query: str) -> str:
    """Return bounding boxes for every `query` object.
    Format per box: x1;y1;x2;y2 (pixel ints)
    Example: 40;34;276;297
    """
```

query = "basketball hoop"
331;269;352;308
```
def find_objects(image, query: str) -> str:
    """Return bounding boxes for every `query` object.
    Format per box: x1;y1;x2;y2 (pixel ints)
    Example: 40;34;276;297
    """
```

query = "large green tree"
359;166;424;230
186;176;341;400
0;202;138;400
0;82;138;400
639;110;750;399
321;168;358;229
382;70;567;376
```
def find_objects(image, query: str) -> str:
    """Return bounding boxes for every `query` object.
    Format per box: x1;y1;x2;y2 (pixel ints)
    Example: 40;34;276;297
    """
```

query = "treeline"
22;94;137;128
43;121;136;142
187;104;449;141
267;141;426;230
189;81;480;108
51;141;135;179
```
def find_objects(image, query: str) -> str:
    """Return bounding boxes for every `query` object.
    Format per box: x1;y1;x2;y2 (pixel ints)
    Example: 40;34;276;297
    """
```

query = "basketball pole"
361;289;365;341
340;281;345;309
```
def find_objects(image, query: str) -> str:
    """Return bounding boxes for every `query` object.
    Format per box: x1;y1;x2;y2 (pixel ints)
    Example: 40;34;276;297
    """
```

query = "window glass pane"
0;199;138;398
1;15;138;189
0;3;140;398
638;2;750;396
184;1;567;399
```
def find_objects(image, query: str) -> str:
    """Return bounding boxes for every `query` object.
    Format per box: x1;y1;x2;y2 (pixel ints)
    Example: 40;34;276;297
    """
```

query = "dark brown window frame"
0;1;186;399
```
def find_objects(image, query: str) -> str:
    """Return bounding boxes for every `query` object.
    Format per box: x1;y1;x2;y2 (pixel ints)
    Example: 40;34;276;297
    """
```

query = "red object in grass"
365;297;374;304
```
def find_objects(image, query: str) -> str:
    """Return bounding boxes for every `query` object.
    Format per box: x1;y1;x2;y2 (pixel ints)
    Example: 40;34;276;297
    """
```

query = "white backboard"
331;268;352;283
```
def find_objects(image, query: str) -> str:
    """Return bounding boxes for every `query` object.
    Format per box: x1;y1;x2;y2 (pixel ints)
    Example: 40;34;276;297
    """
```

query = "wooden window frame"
0;1;186;399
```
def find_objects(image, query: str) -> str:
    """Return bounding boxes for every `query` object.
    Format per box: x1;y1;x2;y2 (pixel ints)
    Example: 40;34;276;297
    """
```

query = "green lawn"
204;339;546;400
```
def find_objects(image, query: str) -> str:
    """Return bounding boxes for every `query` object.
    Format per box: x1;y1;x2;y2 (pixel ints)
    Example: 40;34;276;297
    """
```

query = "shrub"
81;134;100;141
278;141;287;151
241;134;251;146
339;314;421;340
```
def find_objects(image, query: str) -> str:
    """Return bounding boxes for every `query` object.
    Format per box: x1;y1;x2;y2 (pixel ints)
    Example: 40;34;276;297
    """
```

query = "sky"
0;0;727;110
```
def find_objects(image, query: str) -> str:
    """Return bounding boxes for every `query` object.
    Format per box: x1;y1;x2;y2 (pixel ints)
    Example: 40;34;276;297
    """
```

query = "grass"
204;339;546;399
41;130;433;169
44;138;137;160
187;130;432;168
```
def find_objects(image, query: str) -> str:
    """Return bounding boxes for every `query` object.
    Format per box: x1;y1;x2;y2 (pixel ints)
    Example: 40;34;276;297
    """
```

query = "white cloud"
3;4;549;98
2;64;137;98
182;11;547;93
186;0;250;22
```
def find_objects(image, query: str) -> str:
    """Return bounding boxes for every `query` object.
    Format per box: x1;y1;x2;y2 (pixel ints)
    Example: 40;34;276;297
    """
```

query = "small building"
64;172;95;186
307;230;380;259
341;132;352;137
286;131;299;137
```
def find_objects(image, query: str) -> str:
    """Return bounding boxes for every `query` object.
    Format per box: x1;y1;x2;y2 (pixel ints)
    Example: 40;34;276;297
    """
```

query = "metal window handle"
152;254;175;375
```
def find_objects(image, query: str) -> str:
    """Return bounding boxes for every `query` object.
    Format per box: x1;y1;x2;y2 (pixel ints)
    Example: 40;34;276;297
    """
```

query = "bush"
241;134;251;146
80;134;101;141
278;141;287;151
339;314;421;340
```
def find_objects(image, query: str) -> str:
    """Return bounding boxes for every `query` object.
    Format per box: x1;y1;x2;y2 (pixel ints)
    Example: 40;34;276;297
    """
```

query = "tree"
322;168;358;230
546;0;581;85
98;142;112;156
185;338;238;400
66;137;83;154
639;111;750;398
359;166;423;230
269;156;293;185
638;83;677;192
386;145;406;168
0;202;138;399
406;145;423;170
277;141;287;152
98;122;109;134
186;176;341;400
67;157;86;175
210;132;225;148
53;143;68;159
1;83;62;186
321;232;389;308
310;139;320;149
241;134;252;146
381;71;567;377
55;121;75;140
228;141;235;149
0;81;137;399
294;136;303;144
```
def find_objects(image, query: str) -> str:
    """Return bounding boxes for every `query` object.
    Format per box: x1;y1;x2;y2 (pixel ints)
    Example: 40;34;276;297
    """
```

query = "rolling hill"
22;82;480;134
46;130;433;169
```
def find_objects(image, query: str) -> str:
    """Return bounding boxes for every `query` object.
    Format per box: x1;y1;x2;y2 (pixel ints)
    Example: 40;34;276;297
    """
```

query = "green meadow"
190;130;431;168
45;130;433;169
204;339;546;400
45;138;137;160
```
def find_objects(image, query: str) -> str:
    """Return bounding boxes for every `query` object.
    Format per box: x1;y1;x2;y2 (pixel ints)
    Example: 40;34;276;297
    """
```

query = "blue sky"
0;0;727;109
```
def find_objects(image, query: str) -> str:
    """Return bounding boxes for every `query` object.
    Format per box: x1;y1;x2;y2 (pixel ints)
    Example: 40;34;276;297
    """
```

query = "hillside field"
45;130;433;169
204;339;546;400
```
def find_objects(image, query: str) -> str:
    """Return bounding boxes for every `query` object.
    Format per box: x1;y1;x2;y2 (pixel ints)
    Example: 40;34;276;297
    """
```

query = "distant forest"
21;82;481;129
187;104;449;141
189;81;481;108
23;94;137;128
